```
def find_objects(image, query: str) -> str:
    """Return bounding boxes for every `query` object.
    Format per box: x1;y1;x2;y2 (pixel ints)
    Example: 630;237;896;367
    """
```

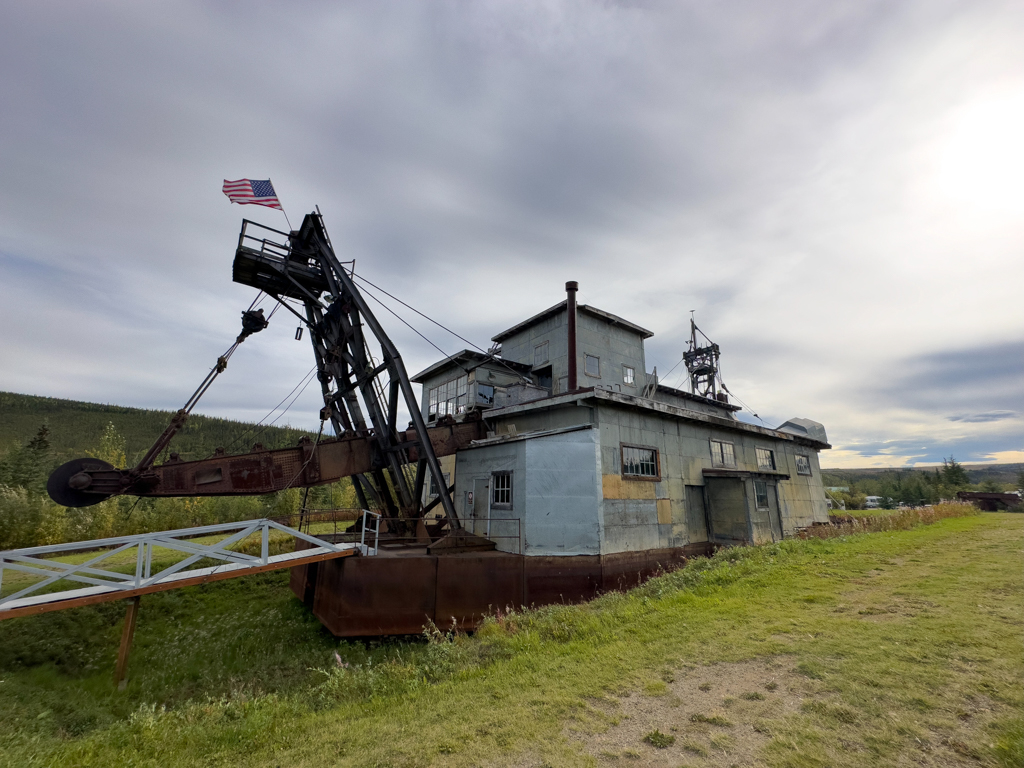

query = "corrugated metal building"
412;287;832;556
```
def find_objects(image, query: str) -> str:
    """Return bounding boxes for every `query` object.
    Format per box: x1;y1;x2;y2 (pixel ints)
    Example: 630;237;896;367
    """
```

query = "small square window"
428;472;451;498
534;341;549;366
621;445;659;478
623;365;635;386
585;354;600;377
754;480;770;510
491;471;513;508
710;439;735;467
756;447;776;471
795;455;812;476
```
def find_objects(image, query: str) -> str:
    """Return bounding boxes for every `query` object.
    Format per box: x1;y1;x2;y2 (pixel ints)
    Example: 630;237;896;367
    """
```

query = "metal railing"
360;509;382;554
0;517;376;613
237;219;292;260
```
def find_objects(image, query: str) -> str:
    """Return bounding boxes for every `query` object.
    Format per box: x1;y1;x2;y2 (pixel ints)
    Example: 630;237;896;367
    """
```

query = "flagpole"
270;178;293;231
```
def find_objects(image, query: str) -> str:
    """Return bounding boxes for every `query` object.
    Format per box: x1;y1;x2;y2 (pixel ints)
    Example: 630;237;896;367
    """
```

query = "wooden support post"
114;596;141;690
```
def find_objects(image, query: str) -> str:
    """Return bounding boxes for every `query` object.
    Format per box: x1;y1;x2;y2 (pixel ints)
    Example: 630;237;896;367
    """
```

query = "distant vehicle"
864;496;883;509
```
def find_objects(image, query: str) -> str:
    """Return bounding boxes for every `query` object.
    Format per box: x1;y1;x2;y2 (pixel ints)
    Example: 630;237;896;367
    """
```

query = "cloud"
872;342;1024;414
830;429;1024;467
948;411;1017;423
0;1;1023;469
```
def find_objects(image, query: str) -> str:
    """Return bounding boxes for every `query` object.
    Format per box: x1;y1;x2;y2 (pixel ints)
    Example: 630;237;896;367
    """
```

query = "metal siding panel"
523;430;600;555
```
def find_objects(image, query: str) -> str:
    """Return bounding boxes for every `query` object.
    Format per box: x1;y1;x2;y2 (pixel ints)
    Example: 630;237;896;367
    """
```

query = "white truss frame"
0;513;379;614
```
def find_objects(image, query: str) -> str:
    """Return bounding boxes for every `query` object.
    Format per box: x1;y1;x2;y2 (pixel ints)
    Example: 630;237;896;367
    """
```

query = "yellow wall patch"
602;474;657;500
656;499;672;524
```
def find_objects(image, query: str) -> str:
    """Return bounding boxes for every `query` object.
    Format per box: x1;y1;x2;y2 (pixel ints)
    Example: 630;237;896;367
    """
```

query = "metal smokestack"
566;281;578;392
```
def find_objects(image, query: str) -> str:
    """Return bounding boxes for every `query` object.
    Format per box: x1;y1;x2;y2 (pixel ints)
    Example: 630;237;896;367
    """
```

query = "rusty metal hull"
291;542;713;637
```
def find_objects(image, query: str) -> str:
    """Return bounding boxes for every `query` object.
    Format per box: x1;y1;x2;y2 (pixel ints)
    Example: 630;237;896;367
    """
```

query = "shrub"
644;729;675;748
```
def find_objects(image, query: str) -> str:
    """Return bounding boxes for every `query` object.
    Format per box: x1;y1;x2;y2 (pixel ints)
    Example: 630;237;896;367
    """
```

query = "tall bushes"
0;422;356;550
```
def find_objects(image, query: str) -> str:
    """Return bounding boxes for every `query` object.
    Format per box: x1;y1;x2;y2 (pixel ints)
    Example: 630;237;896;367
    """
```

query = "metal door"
684;485;709;542
768;483;783;541
705;477;749;545
472;478;490;537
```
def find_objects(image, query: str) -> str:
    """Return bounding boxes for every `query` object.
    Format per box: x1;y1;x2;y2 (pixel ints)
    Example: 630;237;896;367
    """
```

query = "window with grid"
491;471;513;508
427;375;468;421
622;445;658;478
754;480;770;510
710;439;735;467
795;455;812;476
623;365;635;386
756;447;776;471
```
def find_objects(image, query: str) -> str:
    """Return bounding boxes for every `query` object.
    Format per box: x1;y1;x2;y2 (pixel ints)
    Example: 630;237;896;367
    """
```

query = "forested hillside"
823;462;1024;487
0;391;315;464
0;392;356;550
821;458;1023;509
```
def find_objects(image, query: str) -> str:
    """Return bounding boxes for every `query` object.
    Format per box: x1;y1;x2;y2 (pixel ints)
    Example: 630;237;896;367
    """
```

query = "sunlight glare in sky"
936;86;1024;215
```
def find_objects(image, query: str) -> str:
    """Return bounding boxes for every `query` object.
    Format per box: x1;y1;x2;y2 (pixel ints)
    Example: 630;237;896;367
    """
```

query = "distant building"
956;491;1022;511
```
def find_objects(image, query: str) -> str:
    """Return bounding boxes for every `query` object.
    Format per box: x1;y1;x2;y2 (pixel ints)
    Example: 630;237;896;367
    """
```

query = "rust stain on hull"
291;541;712;637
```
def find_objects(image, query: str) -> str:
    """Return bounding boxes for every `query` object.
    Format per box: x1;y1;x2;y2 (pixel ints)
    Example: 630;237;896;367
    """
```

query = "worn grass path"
1;513;1020;767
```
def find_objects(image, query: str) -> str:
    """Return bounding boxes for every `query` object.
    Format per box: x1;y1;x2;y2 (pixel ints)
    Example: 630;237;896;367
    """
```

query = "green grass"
0;513;1020;767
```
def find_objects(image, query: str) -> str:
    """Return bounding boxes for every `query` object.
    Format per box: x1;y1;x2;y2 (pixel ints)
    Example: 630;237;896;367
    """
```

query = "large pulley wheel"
47;458;116;508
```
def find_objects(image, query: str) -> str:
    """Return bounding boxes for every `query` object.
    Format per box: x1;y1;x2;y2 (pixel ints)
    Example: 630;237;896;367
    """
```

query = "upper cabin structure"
411;282;831;559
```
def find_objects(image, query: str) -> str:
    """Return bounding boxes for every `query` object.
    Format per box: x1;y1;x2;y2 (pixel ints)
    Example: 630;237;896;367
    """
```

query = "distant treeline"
821;458;1023;509
0;393;358;549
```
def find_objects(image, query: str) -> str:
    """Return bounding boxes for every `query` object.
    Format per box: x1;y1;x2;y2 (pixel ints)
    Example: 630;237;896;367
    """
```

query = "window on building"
534;341;549;366
585;354;600;377
754;480;770;510
710;439;736;467
756;447;776;471
476;384;494;406
795;454;812;476
427;375;468;421
621;445;659;478
428;472;451;498
491;471;513;508
623;365;635;386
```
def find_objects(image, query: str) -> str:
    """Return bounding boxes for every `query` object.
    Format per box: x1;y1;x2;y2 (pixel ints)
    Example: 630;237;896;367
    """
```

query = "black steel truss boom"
231;212;460;533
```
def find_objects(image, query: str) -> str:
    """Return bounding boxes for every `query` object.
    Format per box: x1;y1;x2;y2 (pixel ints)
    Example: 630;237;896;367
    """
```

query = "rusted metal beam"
49;418;485;504
114;596;140;690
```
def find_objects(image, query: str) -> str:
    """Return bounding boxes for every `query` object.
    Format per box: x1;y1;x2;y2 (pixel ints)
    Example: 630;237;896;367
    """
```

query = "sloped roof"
491;301;653;343
410;349;531;383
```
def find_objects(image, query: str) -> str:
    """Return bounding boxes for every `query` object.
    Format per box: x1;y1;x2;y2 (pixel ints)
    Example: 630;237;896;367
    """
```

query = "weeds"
681;740;708;757
690;712;733;727
801;502;979;540
643;729;675;748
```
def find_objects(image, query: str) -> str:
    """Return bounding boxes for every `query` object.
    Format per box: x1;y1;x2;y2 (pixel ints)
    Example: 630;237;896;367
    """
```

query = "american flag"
222;179;283;210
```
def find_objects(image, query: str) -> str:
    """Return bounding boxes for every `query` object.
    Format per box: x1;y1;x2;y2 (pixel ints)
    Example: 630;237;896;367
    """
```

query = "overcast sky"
1;1;1021;469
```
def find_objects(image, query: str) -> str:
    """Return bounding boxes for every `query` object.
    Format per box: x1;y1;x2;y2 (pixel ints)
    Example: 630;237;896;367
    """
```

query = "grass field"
0;513;1020;767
